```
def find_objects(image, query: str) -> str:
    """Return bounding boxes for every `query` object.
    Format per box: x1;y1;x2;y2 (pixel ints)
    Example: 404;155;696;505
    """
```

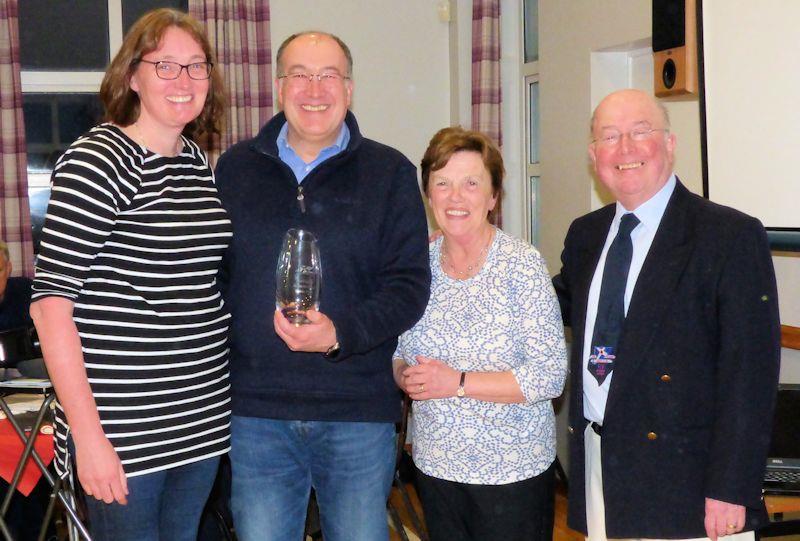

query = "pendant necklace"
441;229;494;279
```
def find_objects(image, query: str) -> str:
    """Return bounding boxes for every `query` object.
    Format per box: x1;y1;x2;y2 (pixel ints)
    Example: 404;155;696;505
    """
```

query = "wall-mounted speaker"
652;0;698;98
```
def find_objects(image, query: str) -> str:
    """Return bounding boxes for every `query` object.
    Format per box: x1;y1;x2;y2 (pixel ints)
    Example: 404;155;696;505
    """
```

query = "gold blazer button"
647;431;658;440
660;374;671;382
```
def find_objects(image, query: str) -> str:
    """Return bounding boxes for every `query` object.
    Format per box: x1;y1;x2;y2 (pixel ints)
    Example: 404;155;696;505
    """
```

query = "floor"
387;483;800;541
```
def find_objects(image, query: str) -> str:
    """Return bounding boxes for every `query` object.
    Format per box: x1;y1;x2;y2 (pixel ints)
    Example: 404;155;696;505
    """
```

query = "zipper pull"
297;186;307;214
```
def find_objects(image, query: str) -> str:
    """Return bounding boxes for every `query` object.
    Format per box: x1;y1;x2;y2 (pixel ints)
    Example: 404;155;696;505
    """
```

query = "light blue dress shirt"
583;174;677;423
276;122;350;183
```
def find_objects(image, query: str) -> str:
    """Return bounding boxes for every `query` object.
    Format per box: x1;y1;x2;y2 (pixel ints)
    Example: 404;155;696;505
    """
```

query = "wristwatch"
456;372;466;398
324;341;340;359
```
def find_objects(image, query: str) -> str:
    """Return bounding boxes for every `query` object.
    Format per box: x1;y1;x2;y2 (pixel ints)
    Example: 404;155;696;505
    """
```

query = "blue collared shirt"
276;122;350;183
583;174;677;423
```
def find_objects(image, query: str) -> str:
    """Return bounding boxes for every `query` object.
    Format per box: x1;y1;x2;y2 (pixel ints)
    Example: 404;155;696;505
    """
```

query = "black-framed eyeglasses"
135;59;213;80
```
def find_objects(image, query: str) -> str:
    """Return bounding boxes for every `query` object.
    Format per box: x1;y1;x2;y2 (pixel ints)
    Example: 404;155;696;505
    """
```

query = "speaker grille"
653;0;686;51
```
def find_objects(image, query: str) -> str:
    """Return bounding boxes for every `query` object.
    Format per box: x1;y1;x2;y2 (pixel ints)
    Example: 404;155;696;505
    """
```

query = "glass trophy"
275;229;321;325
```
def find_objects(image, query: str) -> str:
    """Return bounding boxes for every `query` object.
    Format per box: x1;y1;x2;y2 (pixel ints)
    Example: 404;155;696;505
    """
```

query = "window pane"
29;185;51;255
58;100;104;144
529;176;540;246
523;0;539;63
123;0;189;35
24;93;101;254
23;93;103;173
20;0;109;70
529;80;540;164
22;101;51;146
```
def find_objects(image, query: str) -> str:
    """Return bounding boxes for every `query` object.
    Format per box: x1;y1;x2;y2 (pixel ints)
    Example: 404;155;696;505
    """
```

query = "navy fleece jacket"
215;112;431;423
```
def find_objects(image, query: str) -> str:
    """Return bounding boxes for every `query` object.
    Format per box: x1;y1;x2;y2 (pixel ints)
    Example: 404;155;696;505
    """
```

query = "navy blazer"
553;180;781;538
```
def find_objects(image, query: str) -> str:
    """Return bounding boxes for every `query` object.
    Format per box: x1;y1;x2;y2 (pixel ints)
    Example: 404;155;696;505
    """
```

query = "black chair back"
0;327;39;368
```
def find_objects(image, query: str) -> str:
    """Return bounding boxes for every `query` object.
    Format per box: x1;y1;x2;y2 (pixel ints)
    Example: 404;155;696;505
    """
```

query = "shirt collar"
614;173;676;233
276;122;350;158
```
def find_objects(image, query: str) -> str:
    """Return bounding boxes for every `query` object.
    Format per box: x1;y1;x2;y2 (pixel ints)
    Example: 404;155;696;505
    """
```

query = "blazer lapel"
605;181;696;415
571;207;615;361
568;206;614;426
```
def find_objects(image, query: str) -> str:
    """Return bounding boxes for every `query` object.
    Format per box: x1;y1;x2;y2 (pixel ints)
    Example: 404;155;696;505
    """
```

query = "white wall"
269;0;451;172
702;1;800;230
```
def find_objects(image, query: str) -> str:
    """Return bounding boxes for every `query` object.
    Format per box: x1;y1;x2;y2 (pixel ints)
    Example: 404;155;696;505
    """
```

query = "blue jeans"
230;416;396;541
83;456;220;541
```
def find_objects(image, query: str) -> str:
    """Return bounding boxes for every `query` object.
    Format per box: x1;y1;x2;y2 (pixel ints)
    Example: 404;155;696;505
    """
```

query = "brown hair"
420;127;504;222
276;31;353;77
100;8;226;141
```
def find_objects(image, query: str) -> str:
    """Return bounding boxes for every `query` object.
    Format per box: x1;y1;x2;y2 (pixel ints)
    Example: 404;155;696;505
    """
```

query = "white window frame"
20;1;122;93
521;2;540;245
523;72;540;245
21;1;123;188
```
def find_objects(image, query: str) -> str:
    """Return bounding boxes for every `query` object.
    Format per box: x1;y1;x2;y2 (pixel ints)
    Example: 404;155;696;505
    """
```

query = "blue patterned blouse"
395;229;567;484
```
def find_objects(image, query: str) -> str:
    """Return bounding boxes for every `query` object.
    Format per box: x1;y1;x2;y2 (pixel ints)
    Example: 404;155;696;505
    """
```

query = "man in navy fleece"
215;31;430;541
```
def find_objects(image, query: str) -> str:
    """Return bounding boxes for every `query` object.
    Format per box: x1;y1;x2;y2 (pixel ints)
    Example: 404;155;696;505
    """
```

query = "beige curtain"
471;0;502;225
189;0;274;162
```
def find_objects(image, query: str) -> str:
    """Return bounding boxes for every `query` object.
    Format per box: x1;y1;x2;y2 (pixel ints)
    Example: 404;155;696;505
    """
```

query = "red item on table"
0;419;55;496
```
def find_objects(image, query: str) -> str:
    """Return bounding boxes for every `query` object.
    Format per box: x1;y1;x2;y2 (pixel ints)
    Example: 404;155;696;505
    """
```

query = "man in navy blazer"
554;89;781;540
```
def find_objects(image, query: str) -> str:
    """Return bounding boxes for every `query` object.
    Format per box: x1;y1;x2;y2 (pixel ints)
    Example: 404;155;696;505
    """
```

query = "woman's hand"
75;433;128;505
392;358;408;388
32;296;129;504
401;355;460;400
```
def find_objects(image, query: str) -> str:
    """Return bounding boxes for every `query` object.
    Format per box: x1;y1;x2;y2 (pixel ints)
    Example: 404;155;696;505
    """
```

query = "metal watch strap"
324;341;340;358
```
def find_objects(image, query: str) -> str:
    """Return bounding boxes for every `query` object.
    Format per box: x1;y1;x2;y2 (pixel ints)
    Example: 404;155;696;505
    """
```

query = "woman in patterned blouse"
394;127;568;541
30;9;230;541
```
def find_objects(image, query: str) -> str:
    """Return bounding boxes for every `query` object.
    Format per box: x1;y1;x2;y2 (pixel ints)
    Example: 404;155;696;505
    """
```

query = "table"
760;494;800;539
0;379;90;540
0;396;55;496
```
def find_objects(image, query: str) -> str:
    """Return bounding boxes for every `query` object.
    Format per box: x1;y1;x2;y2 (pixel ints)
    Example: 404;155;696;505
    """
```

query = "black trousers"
415;461;555;541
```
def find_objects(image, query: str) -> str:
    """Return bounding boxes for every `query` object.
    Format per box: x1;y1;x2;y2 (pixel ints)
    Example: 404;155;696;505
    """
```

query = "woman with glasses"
394;127;567;541
30;9;230;540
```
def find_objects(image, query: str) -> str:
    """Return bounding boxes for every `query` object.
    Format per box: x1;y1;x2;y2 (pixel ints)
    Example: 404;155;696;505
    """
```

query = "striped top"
32;124;233;478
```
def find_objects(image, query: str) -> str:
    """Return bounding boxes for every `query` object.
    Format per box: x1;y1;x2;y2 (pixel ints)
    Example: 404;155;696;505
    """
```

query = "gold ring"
727;524;737;530
419;384;424;393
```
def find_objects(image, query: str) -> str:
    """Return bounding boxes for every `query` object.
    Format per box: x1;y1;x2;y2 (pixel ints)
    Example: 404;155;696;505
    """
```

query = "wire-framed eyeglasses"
593;127;669;147
277;72;350;88
135;59;213;80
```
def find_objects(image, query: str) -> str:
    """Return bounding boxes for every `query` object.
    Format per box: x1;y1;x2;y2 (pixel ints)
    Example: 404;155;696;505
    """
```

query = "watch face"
456;387;465;398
